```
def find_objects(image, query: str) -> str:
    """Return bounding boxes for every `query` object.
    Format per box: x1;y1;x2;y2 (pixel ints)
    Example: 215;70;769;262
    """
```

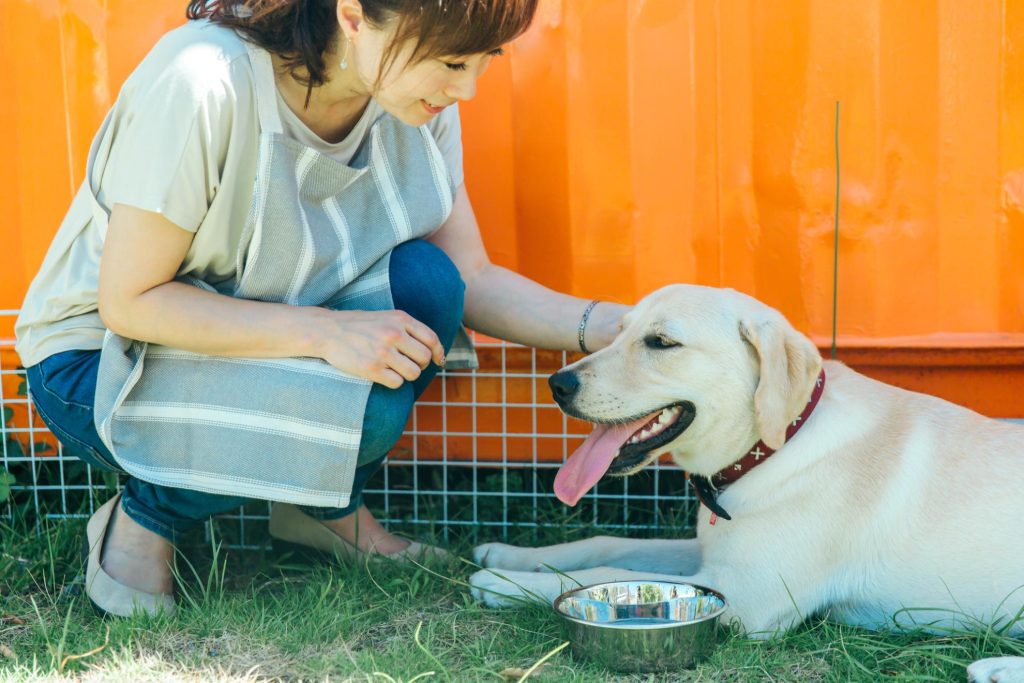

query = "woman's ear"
337;0;365;40
739;317;822;450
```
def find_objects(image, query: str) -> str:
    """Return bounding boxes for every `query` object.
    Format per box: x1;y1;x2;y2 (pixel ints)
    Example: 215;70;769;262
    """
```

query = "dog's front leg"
469;566;715;609
474;536;702;575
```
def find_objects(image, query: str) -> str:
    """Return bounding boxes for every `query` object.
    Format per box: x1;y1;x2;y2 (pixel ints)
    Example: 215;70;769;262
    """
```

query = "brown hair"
186;1;537;98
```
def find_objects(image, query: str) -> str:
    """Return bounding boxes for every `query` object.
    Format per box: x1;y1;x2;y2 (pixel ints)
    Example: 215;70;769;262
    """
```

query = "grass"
1;507;1021;682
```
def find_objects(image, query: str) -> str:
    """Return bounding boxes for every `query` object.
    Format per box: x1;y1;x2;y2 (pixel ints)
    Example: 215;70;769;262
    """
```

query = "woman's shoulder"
149;19;252;73
120;20;256;111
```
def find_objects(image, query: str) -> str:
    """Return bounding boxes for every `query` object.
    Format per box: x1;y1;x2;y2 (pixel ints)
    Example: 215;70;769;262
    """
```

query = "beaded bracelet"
577;300;601;354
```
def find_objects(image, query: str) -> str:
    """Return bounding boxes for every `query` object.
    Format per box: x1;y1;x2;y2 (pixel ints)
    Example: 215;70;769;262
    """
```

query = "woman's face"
344;9;501;126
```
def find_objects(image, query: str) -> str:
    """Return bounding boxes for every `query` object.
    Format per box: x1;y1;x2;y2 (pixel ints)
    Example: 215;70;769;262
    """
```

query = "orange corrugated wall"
3;1;1023;344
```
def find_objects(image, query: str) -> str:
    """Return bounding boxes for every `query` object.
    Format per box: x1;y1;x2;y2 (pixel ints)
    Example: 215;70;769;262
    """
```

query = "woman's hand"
313;309;446;389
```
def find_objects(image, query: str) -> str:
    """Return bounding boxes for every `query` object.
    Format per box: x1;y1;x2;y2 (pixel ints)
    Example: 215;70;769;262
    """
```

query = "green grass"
1;511;1020;682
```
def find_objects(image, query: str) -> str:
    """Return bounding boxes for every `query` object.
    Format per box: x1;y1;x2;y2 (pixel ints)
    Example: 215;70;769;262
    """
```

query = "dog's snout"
548;370;580;406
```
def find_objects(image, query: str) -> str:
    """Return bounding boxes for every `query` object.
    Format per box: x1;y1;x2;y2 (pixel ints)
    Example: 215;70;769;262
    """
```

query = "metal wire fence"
1;311;697;549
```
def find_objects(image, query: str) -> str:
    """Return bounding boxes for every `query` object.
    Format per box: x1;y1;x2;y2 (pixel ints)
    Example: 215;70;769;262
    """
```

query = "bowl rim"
552;580;728;631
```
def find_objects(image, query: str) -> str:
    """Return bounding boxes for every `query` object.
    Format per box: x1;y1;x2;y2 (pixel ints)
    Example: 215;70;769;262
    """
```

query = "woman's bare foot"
100;505;175;594
319;505;411;556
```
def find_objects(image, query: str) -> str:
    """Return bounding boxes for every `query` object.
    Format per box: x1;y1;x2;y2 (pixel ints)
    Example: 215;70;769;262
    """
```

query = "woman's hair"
186;1;537;95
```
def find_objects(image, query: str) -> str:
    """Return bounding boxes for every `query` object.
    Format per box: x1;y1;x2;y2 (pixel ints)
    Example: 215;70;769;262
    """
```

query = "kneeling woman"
15;0;626;617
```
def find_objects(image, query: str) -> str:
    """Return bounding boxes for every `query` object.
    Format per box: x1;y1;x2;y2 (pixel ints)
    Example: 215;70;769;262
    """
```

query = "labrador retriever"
469;285;1024;682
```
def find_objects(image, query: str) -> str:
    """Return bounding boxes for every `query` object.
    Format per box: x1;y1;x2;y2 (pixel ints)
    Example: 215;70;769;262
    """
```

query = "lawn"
0;500;1020;682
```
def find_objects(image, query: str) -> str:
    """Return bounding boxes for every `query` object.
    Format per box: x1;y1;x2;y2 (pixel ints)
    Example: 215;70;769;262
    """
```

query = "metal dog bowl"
553;581;726;672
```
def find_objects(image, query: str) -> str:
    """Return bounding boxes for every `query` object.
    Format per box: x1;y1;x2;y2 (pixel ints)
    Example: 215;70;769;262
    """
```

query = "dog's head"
551;285;822;506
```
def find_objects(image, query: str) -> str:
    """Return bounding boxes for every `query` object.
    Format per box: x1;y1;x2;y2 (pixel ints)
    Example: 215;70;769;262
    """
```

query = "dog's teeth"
640;428;651;440
650;422;663;434
656;408;678;428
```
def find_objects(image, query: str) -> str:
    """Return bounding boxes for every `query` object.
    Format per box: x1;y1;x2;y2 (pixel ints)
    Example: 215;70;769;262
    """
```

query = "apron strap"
245;45;284;136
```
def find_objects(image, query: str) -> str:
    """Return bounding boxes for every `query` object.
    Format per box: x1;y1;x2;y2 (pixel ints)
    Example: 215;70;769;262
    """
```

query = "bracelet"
577;300;601;354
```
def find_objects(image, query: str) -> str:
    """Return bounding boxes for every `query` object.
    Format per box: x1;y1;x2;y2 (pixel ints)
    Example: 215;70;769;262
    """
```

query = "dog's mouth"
607;402;696;474
553;401;695;507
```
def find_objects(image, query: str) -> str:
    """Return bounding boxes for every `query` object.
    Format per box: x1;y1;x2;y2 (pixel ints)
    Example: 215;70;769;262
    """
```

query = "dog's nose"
548;370;580;405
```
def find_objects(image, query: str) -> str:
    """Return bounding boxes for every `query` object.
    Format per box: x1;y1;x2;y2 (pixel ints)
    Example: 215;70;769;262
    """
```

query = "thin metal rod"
832;101;841;360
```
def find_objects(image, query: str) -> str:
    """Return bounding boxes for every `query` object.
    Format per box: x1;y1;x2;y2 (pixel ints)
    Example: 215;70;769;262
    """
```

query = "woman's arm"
428;185;629;352
98;204;444;388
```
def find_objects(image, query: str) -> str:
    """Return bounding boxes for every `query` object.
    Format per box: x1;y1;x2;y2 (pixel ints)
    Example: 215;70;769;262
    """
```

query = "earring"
340;39;350;70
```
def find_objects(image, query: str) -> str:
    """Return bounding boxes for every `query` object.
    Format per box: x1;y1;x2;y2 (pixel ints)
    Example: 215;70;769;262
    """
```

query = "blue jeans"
26;240;464;542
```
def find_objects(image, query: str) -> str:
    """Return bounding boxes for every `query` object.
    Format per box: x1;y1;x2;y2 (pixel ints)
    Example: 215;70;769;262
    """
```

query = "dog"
469;285;1024;682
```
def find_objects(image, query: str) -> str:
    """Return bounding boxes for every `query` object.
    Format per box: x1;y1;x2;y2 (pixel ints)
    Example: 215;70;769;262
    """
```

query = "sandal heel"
83;493;176;618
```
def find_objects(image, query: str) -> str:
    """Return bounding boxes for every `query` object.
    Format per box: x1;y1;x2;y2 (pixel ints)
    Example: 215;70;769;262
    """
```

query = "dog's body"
469;286;1024;680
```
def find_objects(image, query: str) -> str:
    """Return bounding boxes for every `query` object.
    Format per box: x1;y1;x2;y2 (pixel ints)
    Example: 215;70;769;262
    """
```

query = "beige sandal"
268;502;452;565
84;493;176;617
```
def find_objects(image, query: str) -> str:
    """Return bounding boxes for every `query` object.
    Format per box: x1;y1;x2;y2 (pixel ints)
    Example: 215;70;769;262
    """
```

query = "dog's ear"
739;318;822;450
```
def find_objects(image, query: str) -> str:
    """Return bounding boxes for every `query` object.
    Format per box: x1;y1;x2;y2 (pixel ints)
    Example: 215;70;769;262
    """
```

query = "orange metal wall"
3;0;1023;344
461;0;1024;344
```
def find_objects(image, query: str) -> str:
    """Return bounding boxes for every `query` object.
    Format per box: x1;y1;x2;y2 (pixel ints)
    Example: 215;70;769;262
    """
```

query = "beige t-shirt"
15;20;464;368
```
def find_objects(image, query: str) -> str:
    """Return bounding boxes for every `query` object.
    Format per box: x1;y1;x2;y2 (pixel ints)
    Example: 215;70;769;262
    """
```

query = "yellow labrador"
470;285;1024;681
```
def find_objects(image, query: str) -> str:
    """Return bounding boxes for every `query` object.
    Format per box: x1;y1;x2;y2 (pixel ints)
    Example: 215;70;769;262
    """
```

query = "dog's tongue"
554;415;653;506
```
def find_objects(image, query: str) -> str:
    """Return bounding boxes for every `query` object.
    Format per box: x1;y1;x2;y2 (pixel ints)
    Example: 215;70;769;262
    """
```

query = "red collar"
690;369;826;523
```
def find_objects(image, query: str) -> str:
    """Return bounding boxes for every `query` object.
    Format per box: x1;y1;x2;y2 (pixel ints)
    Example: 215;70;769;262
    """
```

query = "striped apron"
92;43;474;507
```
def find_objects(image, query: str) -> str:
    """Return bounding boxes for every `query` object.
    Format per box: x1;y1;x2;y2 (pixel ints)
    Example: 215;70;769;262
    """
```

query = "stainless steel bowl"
553;580;727;672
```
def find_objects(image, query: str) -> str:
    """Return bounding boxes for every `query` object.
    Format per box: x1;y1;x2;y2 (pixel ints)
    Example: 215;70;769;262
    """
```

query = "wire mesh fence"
1;311;697;549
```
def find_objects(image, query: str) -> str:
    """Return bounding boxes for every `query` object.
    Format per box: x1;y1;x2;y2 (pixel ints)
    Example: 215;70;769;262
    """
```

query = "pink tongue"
554;415;655;506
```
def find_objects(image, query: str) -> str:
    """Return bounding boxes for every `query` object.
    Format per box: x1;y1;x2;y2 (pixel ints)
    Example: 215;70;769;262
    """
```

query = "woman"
15;0;627;618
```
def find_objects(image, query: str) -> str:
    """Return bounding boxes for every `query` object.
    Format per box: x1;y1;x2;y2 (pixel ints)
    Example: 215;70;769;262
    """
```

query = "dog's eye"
644;334;681;349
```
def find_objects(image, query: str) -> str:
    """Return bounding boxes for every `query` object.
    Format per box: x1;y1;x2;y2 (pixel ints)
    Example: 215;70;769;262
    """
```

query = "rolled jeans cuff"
120;493;186;543
298;454;387;521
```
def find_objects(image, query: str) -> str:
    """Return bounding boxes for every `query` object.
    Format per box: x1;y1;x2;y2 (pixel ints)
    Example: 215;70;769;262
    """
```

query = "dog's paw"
968;657;1024;683
472;542;542;571
469;569;550;608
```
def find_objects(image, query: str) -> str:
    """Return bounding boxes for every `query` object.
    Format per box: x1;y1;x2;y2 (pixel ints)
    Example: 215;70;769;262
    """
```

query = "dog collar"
690;369;827;523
